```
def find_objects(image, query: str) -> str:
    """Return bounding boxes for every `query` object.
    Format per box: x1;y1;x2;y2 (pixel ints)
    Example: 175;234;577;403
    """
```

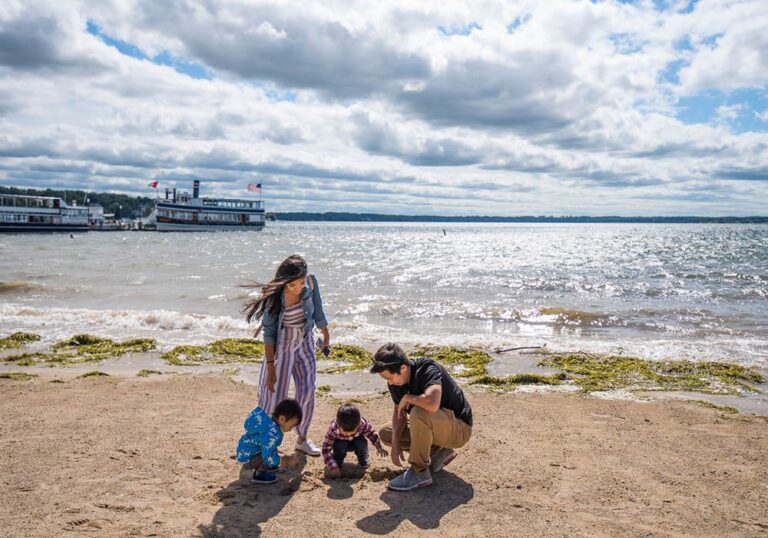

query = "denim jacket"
261;272;328;346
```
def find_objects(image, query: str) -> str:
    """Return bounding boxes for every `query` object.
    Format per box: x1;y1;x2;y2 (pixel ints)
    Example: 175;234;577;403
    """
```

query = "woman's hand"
266;365;277;392
321;327;330;351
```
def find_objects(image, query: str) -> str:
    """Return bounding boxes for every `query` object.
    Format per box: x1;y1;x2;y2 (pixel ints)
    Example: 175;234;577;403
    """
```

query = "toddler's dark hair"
336;403;361;432
272;398;303;424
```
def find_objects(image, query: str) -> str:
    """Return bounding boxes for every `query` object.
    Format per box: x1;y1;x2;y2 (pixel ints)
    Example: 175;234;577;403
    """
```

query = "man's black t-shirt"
388;358;473;426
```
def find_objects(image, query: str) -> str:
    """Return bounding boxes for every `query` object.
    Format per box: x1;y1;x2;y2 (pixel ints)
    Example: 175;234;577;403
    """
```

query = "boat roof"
0;193;64;201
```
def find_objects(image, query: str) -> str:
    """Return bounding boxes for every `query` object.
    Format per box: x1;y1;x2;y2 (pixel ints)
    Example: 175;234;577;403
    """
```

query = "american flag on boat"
247;183;262;193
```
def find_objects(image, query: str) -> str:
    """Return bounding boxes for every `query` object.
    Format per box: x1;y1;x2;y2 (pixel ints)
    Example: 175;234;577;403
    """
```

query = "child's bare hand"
282;454;299;467
326;467;341;479
376;445;388;457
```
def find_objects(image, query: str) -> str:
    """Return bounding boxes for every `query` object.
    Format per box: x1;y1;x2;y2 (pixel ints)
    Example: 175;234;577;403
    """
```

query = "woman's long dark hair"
242;255;308;337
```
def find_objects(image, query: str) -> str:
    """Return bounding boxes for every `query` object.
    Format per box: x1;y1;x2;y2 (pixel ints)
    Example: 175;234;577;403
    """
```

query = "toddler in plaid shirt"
322;403;388;478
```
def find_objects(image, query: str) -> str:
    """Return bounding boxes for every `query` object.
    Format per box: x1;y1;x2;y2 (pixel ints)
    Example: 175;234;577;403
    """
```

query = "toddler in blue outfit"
236;398;302;484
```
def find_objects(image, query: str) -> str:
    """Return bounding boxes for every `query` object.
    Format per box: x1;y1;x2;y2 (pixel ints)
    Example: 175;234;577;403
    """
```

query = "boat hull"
155;221;266;232
0;223;90;232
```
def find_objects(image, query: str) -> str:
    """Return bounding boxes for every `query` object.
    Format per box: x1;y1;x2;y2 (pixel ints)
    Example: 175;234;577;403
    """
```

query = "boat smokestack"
193;180;200;199
165;188;170;200
172;188;176;203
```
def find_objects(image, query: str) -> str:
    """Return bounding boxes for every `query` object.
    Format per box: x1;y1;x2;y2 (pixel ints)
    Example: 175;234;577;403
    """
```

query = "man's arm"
398;384;442;414
390;405;406;466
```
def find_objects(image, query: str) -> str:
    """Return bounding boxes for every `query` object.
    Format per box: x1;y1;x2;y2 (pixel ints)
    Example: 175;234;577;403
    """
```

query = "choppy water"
1;222;766;366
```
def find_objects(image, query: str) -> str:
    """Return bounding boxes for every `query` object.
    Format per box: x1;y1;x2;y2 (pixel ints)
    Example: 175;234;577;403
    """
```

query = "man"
370;343;473;491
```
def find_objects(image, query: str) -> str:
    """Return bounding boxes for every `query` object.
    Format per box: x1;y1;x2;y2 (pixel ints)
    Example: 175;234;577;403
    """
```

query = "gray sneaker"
388;468;432;491
429;447;457;473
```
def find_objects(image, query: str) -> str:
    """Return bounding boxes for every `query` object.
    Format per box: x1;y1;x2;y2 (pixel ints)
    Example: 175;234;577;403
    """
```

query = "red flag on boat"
247;183;261;193
148;181;158;188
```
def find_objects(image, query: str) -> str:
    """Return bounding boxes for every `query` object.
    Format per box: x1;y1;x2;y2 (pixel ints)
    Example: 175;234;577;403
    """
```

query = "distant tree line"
0;186;154;218
1;186;765;223
273;212;768;224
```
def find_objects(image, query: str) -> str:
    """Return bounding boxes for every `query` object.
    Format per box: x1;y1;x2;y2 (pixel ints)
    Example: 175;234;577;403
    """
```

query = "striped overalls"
257;302;316;438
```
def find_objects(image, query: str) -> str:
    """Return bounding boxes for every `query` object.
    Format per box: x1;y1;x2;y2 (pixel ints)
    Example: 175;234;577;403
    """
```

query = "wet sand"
1;373;767;537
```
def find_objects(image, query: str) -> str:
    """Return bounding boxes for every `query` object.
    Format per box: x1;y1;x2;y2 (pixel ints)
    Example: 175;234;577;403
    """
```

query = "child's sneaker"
295;438;321;456
251;471;278;484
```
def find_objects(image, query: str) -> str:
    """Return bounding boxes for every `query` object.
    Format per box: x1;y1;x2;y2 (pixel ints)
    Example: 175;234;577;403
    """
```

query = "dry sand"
1;373;767;537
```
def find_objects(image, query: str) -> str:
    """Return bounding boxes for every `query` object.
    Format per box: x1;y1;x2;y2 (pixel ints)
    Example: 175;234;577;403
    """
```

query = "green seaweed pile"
409;346;493;377
0;372;38;381
538;353;766;394
316;344;493;377
317;345;373;374
137;369;163;377
470;372;568;388
2;334;156;365
77;371;110;378
0;332;41;349
691;400;739;414
162;338;265;366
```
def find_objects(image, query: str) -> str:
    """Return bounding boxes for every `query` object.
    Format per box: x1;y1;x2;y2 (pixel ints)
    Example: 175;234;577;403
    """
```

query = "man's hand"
390;444;404;467
326;467;341;479
281;454;298;468
396;394;411;419
376;445;389;457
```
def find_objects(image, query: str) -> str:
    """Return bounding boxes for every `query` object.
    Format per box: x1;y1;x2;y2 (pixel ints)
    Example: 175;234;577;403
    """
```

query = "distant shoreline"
274;213;768;223
2;186;766;223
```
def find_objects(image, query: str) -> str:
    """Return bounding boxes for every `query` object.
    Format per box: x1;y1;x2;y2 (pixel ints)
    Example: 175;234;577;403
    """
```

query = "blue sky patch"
675;88;768;133
438;22;482;37
87;21;211;80
506;15;531;34
610;33;644;54
659;59;688;85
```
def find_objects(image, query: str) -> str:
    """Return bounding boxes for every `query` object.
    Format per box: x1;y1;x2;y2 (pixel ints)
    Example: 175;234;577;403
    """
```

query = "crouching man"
370;343;473;491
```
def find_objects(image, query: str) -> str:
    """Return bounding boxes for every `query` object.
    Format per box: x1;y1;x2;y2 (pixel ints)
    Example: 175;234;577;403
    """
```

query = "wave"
0;304;251;346
0;281;44;294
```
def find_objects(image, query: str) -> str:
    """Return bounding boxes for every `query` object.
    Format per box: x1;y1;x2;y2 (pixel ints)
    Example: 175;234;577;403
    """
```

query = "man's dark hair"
370;342;408;374
336;403;361;432
272;398;303;423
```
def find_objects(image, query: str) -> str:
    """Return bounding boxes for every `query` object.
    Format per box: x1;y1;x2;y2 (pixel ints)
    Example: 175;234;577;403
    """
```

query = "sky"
0;0;767;216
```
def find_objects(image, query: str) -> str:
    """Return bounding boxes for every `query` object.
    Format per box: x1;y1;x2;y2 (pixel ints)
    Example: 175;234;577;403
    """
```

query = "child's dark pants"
332;435;369;466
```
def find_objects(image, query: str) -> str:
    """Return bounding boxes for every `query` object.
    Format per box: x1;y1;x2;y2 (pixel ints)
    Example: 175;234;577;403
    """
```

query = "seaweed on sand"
316;345;372;374
0;332;41;349
539;353;766;395
470;373;568;388
3;334;157;365
137;369;163;377
77;371;110;378
0;372;38;381
409;346;493;377
161;338;264;366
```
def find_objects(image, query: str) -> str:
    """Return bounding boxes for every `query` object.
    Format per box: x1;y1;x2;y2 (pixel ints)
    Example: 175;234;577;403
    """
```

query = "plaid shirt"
322;416;382;470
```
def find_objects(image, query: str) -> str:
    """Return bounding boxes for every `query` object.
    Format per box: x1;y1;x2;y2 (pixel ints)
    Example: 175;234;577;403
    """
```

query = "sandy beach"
1;373;766;537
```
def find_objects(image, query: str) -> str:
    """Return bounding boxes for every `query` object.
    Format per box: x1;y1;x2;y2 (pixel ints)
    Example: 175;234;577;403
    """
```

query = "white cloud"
0;0;766;216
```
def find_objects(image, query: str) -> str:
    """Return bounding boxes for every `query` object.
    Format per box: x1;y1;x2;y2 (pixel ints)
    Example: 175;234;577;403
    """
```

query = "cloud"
0;0;766;216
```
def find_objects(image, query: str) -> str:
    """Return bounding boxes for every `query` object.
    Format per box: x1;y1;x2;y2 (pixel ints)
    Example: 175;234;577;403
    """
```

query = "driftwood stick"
496;344;547;353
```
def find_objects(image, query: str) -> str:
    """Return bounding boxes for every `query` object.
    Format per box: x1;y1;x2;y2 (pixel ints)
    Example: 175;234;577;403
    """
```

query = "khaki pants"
379;407;472;473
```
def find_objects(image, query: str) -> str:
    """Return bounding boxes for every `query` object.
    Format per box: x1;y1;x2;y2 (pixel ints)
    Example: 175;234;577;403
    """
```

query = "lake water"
1;222;766;367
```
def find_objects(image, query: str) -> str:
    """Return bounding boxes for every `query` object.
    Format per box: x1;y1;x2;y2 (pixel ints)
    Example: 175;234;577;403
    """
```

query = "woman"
243;255;330;456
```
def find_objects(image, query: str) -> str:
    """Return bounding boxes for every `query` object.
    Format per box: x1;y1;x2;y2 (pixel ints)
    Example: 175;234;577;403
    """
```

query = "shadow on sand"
197;456;308;538
356;471;474;534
